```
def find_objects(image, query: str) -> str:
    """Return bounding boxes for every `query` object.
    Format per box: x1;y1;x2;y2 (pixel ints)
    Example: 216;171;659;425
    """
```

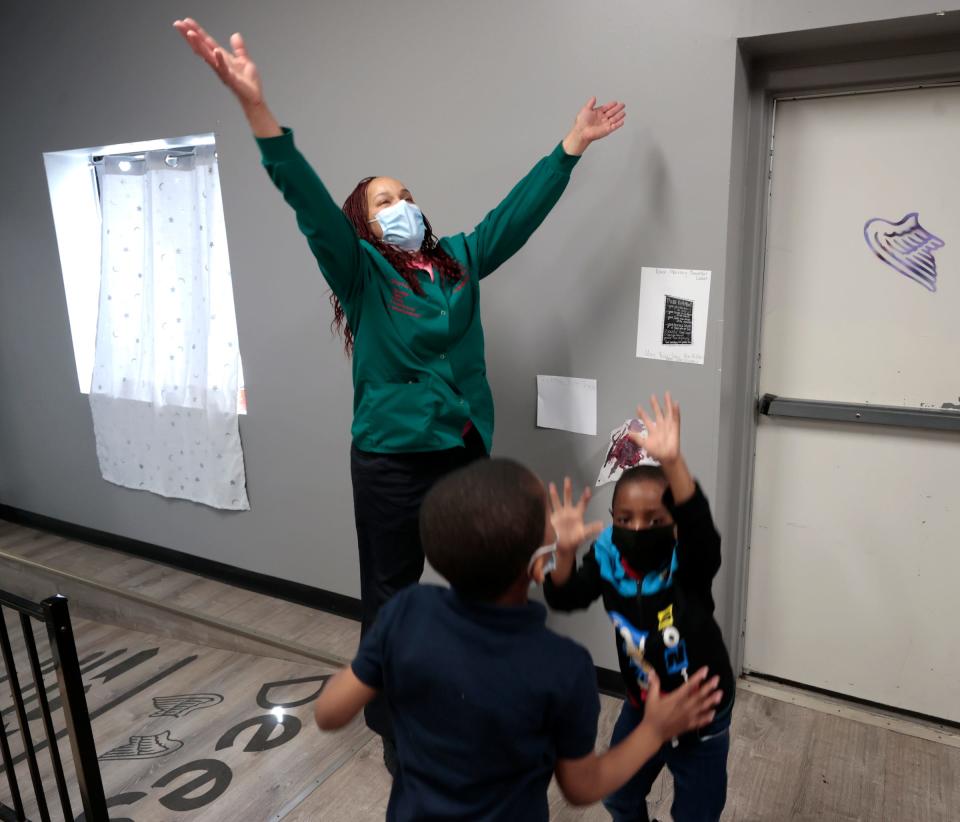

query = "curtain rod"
89;147;209;164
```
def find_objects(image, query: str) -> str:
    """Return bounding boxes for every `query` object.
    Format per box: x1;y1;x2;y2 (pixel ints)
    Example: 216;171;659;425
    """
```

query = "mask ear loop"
527;542;558;577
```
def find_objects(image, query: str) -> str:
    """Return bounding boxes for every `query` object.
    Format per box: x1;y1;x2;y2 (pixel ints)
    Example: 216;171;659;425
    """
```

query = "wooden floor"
1;610;366;821
0;521;360;662
2;519;959;821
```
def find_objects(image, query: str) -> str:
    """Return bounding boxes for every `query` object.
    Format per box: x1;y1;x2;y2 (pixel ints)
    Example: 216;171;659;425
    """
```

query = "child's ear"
530;555;549;584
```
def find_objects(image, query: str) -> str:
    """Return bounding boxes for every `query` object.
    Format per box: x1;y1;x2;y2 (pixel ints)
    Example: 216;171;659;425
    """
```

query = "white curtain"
89;146;249;510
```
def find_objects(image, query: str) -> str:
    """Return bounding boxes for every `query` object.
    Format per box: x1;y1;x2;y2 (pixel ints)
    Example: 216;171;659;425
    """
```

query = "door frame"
721;29;960;680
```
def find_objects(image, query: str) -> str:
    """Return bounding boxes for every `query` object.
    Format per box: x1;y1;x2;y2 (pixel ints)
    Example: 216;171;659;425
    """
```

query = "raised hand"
630;392;681;465
562;97;626;156
549;477;604;555
173;18;264;106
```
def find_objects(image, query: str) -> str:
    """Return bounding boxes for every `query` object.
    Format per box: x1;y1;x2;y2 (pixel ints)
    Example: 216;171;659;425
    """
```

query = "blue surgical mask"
369;200;425;251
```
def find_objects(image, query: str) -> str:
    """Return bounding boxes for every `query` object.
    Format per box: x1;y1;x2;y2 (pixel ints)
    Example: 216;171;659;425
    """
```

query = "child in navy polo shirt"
313;457;722;821
544;393;735;822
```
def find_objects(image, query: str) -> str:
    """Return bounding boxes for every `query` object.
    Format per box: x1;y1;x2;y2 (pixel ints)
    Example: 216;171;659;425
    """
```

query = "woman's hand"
562;98;626;156
173;19;281;137
174;19;263;105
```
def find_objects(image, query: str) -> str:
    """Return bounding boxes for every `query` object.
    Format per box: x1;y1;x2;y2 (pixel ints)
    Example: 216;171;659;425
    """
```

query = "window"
43;133;245;411
43;134;249;509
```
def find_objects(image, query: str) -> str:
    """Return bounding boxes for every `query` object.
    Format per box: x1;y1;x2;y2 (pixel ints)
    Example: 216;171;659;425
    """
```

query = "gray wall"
0;0;952;671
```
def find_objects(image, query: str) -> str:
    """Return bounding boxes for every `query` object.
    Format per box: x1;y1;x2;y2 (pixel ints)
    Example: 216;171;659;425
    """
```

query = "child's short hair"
420;458;545;601
612;464;667;507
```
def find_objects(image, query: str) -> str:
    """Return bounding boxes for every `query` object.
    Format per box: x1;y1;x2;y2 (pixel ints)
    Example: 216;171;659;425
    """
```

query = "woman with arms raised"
174;16;625;774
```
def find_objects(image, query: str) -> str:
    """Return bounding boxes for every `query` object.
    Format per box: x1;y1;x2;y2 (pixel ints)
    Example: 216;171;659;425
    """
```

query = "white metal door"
744;86;960;722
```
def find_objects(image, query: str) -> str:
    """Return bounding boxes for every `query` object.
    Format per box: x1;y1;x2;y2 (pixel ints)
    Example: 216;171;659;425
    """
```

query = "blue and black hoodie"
543;482;735;726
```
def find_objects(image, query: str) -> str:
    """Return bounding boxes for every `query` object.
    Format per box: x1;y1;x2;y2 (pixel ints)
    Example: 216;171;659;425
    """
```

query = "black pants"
350;425;487;738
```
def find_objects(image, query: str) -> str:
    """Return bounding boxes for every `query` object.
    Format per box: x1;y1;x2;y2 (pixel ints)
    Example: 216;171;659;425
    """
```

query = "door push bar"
759;394;960;432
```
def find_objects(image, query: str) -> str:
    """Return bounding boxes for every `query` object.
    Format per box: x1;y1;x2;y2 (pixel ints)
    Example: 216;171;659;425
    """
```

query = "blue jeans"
603;699;731;822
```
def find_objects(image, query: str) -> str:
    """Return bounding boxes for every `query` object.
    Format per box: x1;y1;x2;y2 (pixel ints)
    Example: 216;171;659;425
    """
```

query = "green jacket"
257;129;579;453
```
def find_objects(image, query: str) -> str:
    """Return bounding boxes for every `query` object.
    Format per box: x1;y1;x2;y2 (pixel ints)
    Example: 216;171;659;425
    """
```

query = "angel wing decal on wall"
864;212;944;292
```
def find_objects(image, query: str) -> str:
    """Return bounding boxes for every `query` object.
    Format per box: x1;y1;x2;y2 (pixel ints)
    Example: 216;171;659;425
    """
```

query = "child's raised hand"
630;392;681;464
642;667;722;743
549;477;604;555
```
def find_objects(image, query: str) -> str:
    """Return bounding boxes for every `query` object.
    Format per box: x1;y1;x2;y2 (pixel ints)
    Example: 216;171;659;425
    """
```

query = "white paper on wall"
536;375;597;436
636;267;712;365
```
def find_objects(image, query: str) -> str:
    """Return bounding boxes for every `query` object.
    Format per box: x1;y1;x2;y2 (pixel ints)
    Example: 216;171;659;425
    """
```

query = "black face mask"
612;525;676;576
